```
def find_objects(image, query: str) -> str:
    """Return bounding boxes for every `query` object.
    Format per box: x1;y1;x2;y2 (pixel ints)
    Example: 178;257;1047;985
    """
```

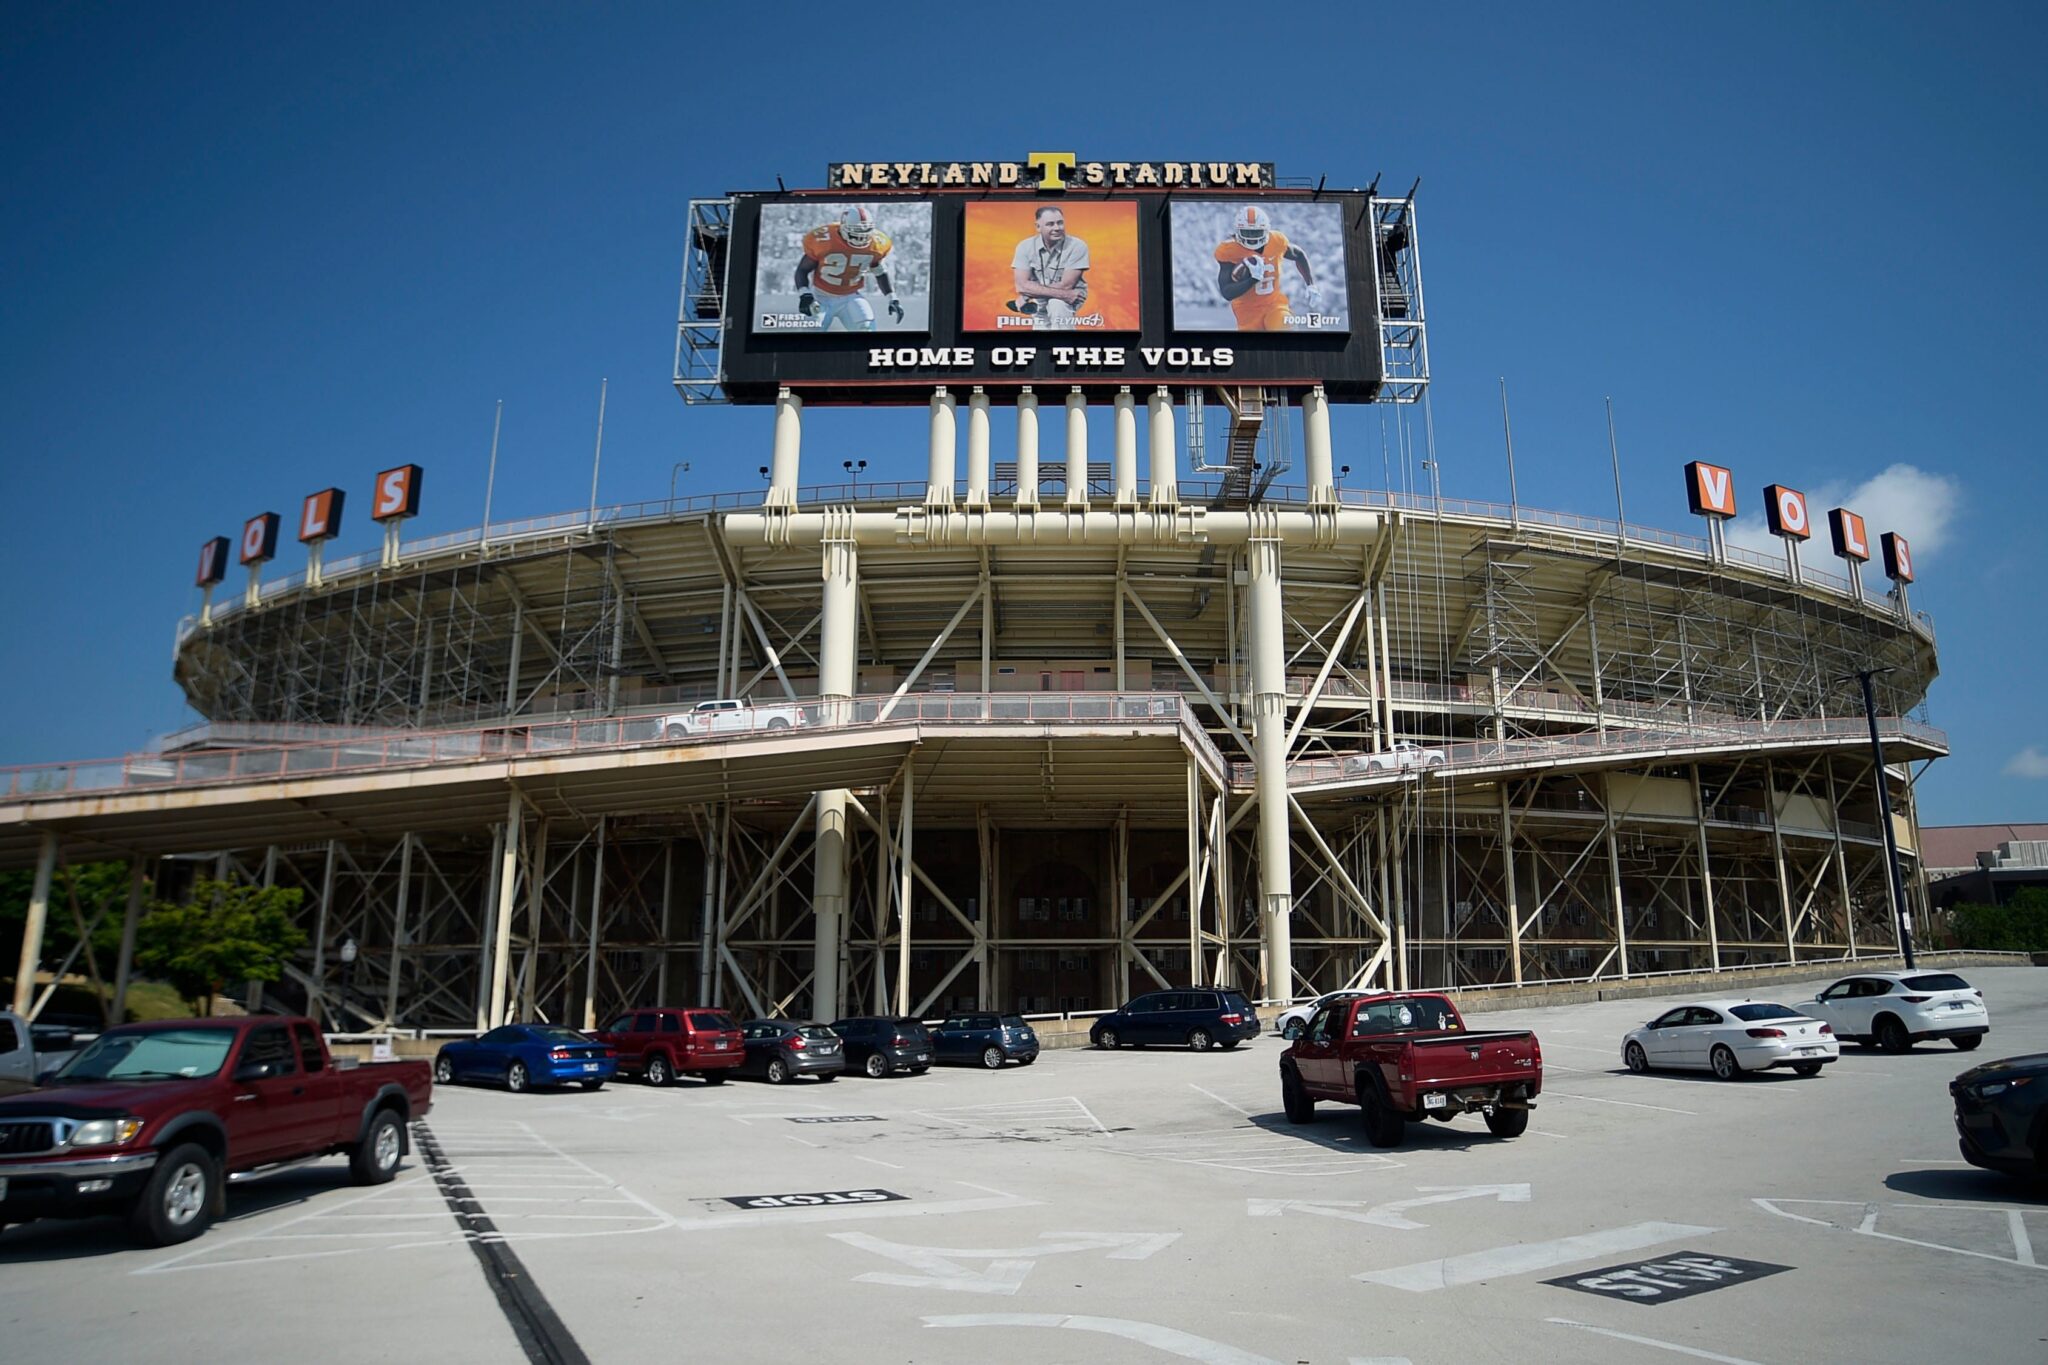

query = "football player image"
793;206;905;331
1214;206;1323;331
1007;206;1092;329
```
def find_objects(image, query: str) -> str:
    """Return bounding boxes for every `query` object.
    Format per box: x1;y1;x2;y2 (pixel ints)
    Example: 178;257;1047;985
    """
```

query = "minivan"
1090;990;1260;1051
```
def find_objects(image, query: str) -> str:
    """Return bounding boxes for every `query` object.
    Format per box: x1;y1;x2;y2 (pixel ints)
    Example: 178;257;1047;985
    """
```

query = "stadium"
2;176;1944;1033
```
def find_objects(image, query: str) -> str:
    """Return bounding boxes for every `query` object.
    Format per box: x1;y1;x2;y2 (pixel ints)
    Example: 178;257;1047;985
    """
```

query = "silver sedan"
1622;1000;1839;1080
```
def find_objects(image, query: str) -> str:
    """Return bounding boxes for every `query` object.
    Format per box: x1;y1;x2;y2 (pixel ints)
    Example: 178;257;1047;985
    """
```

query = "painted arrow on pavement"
1248;1184;1531;1231
834;1230;1181;1295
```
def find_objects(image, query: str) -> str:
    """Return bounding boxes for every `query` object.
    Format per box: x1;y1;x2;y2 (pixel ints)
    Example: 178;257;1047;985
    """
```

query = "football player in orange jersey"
793;206;906;331
1214;206;1322;331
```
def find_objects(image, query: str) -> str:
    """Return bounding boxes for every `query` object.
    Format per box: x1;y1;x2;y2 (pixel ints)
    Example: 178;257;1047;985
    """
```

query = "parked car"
1279;991;1541;1147
594;1008;744;1086
660;698;807;740
1342;740;1448;775
1950;1052;2047;1179
1091;990;1259;1051
931;1014;1039;1069
433;1025;616;1092
1;1016;431;1245
830;1016;934;1078
1802;971;1989;1053
737;1021;844;1083
1275;991;1368;1040
0;1011;89;1096
1622;1000;1838;1080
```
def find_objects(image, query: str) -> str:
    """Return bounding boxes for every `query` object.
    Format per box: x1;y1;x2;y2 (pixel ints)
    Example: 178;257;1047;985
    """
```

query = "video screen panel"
1168;200;1350;333
751;201;933;333
961;200;1140;332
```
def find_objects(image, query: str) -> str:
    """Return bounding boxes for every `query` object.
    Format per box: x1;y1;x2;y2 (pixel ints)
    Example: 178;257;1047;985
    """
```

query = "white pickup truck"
659;698;809;740
1342;740;1449;776
0;1011;88;1095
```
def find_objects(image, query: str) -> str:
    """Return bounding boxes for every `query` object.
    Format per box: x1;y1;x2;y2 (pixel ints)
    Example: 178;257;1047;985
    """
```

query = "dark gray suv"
1090;989;1260;1051
830;1017;934;1078
737;1021;844;1083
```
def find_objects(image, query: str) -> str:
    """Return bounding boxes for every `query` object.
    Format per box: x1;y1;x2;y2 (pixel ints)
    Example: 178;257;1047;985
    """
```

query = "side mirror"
233;1059;278;1084
36;1068;61;1086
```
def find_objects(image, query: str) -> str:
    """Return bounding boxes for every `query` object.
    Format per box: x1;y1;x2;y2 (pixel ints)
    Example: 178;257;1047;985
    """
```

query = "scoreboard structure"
676;154;1426;406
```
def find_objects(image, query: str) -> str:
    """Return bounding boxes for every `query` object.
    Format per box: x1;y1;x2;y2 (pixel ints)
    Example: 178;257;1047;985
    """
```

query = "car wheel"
506;1061;529;1093
1359;1086;1405;1149
1098;1028;1120;1051
911;1067;930;1075
1625;1042;1649;1074
1953;1035;1983;1052
980;1045;1005;1070
1281;1067;1316;1124
349;1110;405;1185
581;1080;605;1091
701;1071;727;1085
1710;1045;1741;1081
1282;1020;1304;1041
1793;1062;1824;1077
1484;1107;1530;1139
1018;1054;1036;1065
1218;1038;1240;1052
767;717;791;731
816;1072;836;1083
129;1142;216;1247
434;1056;455;1085
766;1057;789;1084
1875;1015;1912;1054
646;1055;671;1087
865;1053;889;1079
663;724;687;740
1188;1028;1214;1052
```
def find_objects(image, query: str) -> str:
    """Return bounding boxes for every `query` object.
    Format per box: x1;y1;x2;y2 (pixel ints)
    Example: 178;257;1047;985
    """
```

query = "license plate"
1797;1047;1822;1056
715;1040;727;1049
1947;1002;1970;1010
914;1053;929;1062
1423;1092;1448;1110
583;1062;599;1071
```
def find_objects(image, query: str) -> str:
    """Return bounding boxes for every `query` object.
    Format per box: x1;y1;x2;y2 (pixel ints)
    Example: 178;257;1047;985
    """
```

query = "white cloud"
2005;746;2048;780
1723;462;1962;564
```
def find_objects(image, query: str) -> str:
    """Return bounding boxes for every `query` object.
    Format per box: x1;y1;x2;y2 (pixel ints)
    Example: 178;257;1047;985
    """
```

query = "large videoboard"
715;190;1384;404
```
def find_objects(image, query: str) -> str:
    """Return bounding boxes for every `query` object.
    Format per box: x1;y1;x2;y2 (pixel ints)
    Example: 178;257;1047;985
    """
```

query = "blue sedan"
434;1024;617;1092
931;1013;1039;1069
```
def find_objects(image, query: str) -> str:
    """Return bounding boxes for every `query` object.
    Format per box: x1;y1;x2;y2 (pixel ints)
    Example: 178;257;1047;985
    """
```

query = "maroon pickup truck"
0;1016;432;1246
1279;992;1541;1148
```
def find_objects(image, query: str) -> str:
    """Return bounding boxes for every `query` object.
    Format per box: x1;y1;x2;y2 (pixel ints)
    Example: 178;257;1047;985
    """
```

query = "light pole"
338;936;359;1023
668;461;691;508
1841;666;1916;967
842;459;867;496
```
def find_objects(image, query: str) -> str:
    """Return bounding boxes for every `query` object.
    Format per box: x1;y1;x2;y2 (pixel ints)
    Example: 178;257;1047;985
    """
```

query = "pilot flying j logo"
827;155;1275;192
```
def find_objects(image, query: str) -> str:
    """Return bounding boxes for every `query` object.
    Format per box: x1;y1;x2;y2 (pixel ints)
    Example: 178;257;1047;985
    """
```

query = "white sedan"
1800;970;1990;1053
1623;1000;1839;1080
1275;991;1367;1039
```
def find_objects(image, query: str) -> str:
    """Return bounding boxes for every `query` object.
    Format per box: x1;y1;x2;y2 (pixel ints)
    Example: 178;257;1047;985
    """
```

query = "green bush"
1947;887;2048;952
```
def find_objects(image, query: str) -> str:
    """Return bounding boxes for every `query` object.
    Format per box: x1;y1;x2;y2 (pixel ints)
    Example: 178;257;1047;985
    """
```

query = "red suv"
595;1008;744;1086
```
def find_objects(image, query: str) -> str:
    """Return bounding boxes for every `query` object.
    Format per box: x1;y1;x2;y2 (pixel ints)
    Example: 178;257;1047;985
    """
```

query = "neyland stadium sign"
828;154;1275;192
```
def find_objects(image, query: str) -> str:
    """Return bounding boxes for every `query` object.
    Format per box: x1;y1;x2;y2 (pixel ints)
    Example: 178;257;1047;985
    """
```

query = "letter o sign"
1763;484;1811;541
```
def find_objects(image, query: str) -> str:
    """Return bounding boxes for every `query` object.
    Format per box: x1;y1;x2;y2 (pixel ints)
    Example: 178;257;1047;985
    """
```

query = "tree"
1946;887;2048;954
2;860;132;973
135;879;307;1014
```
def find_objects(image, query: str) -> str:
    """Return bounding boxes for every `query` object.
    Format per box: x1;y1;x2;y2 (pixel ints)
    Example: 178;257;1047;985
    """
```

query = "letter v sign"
1684;461;1736;518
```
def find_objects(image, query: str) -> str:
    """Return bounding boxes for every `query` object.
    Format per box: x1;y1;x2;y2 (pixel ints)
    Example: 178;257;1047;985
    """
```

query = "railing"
1254;714;1948;789
1;692;1213;803
177;479;1933;645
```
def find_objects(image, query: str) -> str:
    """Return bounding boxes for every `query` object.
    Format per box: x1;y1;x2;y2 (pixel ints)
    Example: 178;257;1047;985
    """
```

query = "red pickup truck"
594;1007;745;1086
0;1016;432;1246
1279;992;1542;1148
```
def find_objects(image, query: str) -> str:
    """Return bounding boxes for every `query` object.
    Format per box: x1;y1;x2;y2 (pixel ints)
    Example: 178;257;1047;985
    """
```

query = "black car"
1091;989;1260;1051
1951;1051;2048;1179
737;1020;844;1083
831;1017;934;1078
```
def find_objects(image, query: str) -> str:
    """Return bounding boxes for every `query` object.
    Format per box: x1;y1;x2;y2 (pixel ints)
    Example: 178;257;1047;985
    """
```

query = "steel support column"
11;834;58;1016
1247;528;1293;1001
488;791;522;1027
812;524;859;1019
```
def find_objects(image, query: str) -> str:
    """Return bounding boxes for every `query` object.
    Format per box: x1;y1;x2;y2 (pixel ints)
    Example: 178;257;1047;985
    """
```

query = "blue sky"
2;2;2042;823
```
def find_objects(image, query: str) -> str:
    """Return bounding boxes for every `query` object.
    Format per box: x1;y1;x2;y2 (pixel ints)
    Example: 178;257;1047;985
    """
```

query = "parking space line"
1355;1222;1716;1291
1544;1091;1697;1116
857;1155;906;1170
1190;1083;1258;1118
1546;1318;1770;1364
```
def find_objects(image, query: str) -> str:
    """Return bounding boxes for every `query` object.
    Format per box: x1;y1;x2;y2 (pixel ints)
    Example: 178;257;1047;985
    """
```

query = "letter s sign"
1881;532;1914;583
372;464;423;523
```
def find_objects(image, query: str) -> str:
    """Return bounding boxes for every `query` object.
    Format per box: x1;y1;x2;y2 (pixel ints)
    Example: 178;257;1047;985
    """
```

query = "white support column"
1247;530;1293;1003
383;835;415;1028
1603;782;1630;980
895;765;914;1016
1015;389;1039;508
583;817;607;1030
489;791;522;1027
1112;386;1138;507
1500;786;1523;986
1692;764;1722;971
475;826;503;1031
813;525;860;1019
1766;758;1796;964
112;860;148;1023
1147;387;1178;508
11;834;58;1016
965;388;990;510
767;387;802;510
1303;384;1335;507
311;840;338;1027
658;838;674;1003
520;820;548;1020
1064;388;1088;509
698;806;725;1003
926;386;957;510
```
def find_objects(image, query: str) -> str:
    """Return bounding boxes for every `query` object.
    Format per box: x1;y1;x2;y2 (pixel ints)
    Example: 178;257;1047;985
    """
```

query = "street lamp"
843;459;867;496
1839;666;1916;968
337;936;359;1023
668;461;691;507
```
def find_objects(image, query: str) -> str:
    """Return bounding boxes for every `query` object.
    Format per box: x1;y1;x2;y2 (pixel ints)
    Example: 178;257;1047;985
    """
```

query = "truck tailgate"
1407;1030;1539;1085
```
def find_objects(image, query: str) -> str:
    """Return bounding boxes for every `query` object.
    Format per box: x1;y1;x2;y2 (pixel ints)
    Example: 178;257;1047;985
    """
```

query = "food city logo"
867;344;1236;372
1685;461;1913;582
828;154;1275;192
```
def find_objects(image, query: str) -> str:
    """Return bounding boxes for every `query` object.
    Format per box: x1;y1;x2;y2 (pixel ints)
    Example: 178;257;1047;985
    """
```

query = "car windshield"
1902;974;1971;992
56;1027;235;1082
1728;1003;1802;1022
689;1012;738;1031
1002;1016;1028;1029
528;1027;592;1045
799;1026;838;1041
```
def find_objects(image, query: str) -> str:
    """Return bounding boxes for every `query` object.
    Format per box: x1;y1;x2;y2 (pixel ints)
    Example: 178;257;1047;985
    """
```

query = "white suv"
1801;970;1989;1053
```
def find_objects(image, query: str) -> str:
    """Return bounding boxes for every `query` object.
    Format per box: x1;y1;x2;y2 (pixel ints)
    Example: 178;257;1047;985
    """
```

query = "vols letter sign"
239;513;280;566
1763;484;1811;540
372;465;423;522
1828;508;1870;562
299;488;346;543
1881;532;1914;583
1684;462;1737;519
195;536;231;587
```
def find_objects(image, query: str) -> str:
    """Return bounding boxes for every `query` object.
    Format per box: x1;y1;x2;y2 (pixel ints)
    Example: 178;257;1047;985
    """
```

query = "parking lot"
4;967;2045;1364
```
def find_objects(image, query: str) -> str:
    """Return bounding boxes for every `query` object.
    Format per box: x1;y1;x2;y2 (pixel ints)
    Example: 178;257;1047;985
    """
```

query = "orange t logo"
1026;151;1076;191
